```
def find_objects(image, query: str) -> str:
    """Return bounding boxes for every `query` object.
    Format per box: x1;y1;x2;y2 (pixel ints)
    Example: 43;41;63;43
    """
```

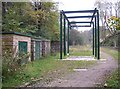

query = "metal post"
97;10;100;59
92;22;94;55
60;12;62;59
64;17;66;56
67;22;69;54
95;16;97;58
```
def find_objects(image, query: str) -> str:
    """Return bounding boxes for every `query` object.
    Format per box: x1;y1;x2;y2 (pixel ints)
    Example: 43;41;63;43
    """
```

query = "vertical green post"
64;17;66;56
95;16;97;58
67;22;69;54
60;12;62;59
92;22;94;55
97;10;100;59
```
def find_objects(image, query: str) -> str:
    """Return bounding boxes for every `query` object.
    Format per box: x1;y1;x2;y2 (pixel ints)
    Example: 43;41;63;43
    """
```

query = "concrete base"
63;56;96;61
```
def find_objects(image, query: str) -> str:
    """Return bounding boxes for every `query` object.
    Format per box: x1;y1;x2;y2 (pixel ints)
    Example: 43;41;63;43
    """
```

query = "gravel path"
32;52;118;87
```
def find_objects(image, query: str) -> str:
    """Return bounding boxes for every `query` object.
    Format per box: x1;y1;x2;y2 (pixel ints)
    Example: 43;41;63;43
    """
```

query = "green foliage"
2;49;30;82
32;2;59;40
69;30;84;45
108;16;120;30
101;47;119;88
2;2;37;33
2;2;59;40
3;46;96;87
101;34;118;47
106;70;119;88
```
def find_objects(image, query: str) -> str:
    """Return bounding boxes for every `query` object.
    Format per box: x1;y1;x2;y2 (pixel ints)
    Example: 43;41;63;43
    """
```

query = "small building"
42;39;51;57
2;32;31;64
2;32;51;64
31;37;42;61
51;41;60;54
51;41;67;54
31;37;51;60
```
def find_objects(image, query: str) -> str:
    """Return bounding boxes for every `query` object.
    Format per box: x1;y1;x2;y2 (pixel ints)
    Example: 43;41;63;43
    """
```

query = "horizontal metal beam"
61;10;70;23
67;16;93;19
71;25;91;27
91;8;97;22
70;21;91;24
63;10;96;14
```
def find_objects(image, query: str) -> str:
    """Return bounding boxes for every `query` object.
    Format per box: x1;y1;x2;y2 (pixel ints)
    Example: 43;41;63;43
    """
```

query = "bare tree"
113;1;120;17
94;0;120;47
95;0;120;35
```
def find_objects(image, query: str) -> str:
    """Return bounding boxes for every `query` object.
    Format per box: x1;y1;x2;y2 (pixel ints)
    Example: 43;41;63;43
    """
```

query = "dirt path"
31;52;118;87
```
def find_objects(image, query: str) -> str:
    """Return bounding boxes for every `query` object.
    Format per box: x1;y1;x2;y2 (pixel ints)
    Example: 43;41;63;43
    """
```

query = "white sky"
56;0;96;32
53;0;119;32
58;0;96;11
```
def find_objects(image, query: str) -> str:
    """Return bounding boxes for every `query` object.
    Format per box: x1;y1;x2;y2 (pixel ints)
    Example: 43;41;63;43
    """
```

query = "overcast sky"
58;0;95;11
54;0;119;31
56;0;96;32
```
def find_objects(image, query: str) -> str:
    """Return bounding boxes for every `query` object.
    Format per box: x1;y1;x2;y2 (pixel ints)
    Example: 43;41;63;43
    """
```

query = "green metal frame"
64;17;66;56
60;12;62;59
92;22;94;55
67;22;70;54
95;16;97;58
60;8;100;60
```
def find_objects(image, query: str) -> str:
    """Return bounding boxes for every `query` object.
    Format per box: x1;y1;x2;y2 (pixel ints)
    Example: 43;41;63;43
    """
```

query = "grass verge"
101;47;119;88
101;47;118;60
3;49;96;87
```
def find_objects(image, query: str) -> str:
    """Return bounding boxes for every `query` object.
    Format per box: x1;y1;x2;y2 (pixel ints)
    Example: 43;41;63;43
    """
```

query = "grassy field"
101;47;119;88
69;45;92;56
3;45;96;87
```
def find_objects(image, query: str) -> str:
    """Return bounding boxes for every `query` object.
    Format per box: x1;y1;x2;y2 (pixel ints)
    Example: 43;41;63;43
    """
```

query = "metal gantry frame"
60;8;100;60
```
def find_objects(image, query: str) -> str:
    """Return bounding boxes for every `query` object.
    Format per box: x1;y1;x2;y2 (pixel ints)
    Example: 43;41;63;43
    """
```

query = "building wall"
2;33;51;63
31;40;35;61
51;41;60;53
31;39;42;60
42;40;50;57
2;34;13;53
45;41;50;55
51;41;65;53
13;35;31;61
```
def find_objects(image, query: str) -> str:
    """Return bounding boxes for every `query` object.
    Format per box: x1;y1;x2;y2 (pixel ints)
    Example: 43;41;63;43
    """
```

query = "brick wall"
51;41;66;53
31;40;35;61
42;40;50;57
13;35;31;61
31;39;42;60
2;34;14;53
2;33;51;62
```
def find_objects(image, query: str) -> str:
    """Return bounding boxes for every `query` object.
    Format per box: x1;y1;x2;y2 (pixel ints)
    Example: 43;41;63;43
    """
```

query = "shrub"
2;49;30;80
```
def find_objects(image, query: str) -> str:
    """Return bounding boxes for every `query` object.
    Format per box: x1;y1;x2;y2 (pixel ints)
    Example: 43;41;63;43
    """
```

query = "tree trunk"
113;39;117;48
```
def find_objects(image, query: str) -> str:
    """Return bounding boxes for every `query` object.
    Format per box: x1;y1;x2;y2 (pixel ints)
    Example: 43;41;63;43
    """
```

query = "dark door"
18;41;28;64
35;41;40;59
